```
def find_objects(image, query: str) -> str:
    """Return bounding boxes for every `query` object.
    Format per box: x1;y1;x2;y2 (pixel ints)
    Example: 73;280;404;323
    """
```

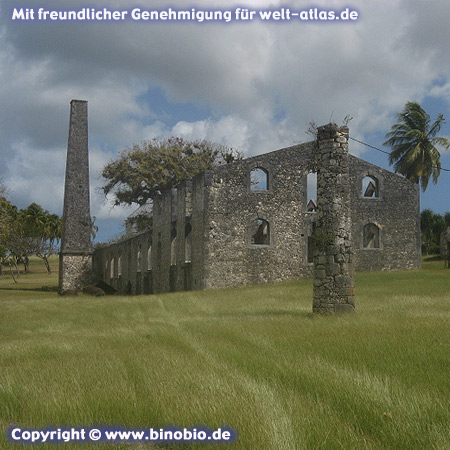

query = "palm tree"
44;214;62;247
384;101;450;191
19;204;62;274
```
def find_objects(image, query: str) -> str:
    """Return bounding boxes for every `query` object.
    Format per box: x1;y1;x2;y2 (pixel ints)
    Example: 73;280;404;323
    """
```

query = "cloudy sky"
1;0;450;242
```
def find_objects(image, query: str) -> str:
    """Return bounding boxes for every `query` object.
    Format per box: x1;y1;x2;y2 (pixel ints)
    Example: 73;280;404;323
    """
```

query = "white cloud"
1;0;450;238
4;142;66;213
171;115;250;150
429;83;450;103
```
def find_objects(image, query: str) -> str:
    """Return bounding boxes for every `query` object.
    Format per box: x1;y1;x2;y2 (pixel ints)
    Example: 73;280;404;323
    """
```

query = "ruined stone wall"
93;174;207;294
202;142;317;289
349;156;420;271
202;138;419;292
151;189;174;293
93;133;420;295
186;174;208;290
93;230;151;295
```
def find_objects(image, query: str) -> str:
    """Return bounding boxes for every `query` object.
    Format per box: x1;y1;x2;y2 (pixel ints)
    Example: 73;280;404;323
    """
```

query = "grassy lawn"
0;257;449;449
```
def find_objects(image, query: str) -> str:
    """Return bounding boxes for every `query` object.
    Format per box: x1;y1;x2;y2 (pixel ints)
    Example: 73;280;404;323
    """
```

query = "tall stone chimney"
59;100;93;293
313;123;355;313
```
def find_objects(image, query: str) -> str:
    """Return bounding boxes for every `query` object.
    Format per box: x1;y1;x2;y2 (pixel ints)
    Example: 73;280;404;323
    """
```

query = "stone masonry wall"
202;143;316;289
93;174;208;295
59;255;93;292
350;156;421;271
93;129;420;295
313;124;355;313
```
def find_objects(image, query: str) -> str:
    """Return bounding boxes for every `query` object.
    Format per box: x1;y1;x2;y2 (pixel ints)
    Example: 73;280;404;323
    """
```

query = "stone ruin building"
93;125;421;296
57;101;420;301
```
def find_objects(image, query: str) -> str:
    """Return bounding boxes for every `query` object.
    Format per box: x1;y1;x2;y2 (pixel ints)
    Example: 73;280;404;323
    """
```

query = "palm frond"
427;114;445;138
384;101;447;191
430;136;450;150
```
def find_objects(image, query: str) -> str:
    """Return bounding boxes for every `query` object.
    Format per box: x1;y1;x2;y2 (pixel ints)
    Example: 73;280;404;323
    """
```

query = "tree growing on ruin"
384;101;450;191
101;138;242;206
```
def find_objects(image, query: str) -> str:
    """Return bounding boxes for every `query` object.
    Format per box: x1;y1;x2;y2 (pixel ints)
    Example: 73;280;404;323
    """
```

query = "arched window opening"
137;245;142;272
250;168;269;190
110;257;115;279
362;176;379;198
117;256;122;277
250;219;270;246
185;223;192;263
307;172;317;211
171;223;177;266
363;223;380;248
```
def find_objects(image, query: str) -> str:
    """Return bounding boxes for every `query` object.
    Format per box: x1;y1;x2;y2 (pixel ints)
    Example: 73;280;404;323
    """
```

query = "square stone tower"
59;100;93;293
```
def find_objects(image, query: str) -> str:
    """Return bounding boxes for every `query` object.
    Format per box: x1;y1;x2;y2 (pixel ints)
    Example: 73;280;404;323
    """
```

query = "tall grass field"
0;257;449;449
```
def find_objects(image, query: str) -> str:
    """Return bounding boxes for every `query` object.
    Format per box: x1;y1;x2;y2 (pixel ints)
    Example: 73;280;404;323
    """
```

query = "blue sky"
1;0;450;242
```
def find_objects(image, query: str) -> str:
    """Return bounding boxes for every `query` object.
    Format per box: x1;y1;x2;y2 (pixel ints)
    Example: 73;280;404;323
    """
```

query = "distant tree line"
421;209;450;255
0;181;62;281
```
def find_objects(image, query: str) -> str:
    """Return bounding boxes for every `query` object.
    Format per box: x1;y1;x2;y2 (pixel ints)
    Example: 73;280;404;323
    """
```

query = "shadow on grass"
207;310;313;319
423;255;444;262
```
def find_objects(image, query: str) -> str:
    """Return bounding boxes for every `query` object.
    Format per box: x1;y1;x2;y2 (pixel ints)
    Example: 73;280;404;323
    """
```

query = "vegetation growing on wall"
101;138;242;206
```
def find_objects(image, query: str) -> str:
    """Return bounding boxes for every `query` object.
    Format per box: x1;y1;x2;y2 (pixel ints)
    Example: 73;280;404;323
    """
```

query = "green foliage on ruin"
311;227;334;251
101;137;242;206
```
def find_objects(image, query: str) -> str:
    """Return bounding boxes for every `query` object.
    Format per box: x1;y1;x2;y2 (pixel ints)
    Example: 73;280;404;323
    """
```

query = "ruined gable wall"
93;139;421;295
349;156;421;271
202;142;317;289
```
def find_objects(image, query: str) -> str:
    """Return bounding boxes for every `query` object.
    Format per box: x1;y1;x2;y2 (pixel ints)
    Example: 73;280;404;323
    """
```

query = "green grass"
0;257;449;449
